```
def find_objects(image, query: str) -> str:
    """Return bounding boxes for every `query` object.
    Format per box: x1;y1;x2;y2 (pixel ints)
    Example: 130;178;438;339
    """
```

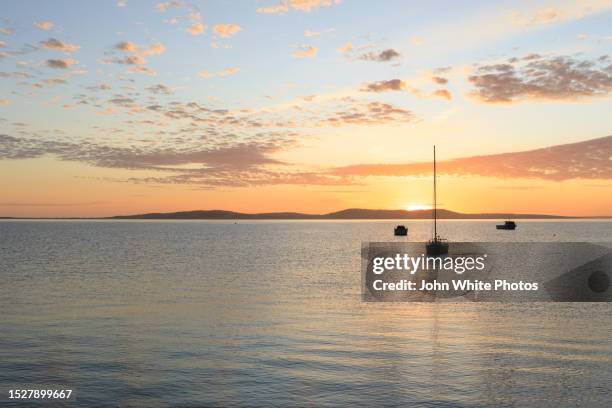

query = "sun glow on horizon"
405;204;432;211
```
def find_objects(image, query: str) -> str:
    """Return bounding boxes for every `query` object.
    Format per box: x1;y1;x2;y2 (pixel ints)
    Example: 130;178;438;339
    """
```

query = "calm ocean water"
1;220;611;407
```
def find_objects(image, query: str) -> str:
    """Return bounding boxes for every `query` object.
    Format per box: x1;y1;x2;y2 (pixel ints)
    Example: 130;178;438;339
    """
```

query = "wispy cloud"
316;99;416;126
33;21;54;31
40;38;80;53
155;1;206;36
212;24;242;38
106;41;165;68
146;84;173;94
432;76;448;85
197;67;240;78
186;22;205;36
0;133;351;187
358;48;400;62
432;89;452;100
257;0;341;14
338;41;401;63
44;58;77;69
509;1;612;27
127;66;156;76
469;54;612;103
337;42;352;53
304;28;334;37
362;79;406;92
292;45;317;58
331;135;612;181
155;1;183;12
360;78;452;100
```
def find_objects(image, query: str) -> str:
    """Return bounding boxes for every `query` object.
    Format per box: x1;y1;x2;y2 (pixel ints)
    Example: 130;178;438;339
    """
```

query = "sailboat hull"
426;240;449;256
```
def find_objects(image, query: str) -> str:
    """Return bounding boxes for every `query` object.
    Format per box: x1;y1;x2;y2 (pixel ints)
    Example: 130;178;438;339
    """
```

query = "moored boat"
496;221;516;230
426;146;449;256
394;225;408;236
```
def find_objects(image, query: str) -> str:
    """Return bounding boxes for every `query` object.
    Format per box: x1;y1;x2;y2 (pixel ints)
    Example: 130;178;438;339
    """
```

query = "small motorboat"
394;225;408;236
496;221;516;230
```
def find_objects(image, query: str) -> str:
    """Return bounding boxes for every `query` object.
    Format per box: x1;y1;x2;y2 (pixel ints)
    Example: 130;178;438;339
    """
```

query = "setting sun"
406;204;432;211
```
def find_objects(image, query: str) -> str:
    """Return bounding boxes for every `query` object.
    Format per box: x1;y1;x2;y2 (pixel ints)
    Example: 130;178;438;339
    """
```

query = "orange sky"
0;1;611;217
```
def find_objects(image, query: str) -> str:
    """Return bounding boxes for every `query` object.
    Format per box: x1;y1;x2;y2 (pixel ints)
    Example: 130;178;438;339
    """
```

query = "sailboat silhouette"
426;146;449;256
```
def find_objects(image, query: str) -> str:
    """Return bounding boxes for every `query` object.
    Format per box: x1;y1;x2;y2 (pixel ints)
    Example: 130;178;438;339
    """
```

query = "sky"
0;0;611;217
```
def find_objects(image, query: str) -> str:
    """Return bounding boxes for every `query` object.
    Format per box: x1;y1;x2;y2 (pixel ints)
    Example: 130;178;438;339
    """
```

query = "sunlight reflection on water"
0;220;611;406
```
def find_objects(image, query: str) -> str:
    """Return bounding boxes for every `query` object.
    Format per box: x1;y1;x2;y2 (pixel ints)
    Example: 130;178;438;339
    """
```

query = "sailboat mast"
433;145;437;240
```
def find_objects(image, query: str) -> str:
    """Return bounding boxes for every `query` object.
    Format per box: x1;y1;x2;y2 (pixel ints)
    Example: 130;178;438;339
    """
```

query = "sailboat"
426;146;449;256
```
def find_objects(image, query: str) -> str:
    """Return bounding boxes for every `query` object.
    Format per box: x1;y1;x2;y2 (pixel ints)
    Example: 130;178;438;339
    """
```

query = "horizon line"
2;207;612;220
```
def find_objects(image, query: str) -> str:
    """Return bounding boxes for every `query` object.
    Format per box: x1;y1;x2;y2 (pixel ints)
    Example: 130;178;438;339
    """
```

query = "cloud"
360;79;451;100
358;48;400;62
146;84;173;94
0;99;10;106
432;76;448;84
115;41;137;52
0;41;5;48
44;58;77;69
114;55;146;65
292;45;317;58
317;99;415;126
362;79;406;92
0;28;13;35
337;42;352;53
186;23;205;35
218;67;239;76
128;66;156;76
0;134;283;170
256;2;289;14
197;70;214;78
0;133;351;188
432;89;452;100
41;78;66;86
90;83;112;91
155;1;205;36
331;135;612;181
511;7;566;26
0;71;32;79
509;2;612;28
117;0;127;7
34;21;54;30
212;24;242;38
109;41;165;66
137;169;351;187
155;0;183;12
17;130;608;186
197;67;239;78
304;28;334;37
469;54;612;103
139;43;166;56
257;0;341;14
40;38;81;53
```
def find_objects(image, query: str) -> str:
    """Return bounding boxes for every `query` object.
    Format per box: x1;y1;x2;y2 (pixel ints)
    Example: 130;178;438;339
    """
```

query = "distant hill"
110;208;576;220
